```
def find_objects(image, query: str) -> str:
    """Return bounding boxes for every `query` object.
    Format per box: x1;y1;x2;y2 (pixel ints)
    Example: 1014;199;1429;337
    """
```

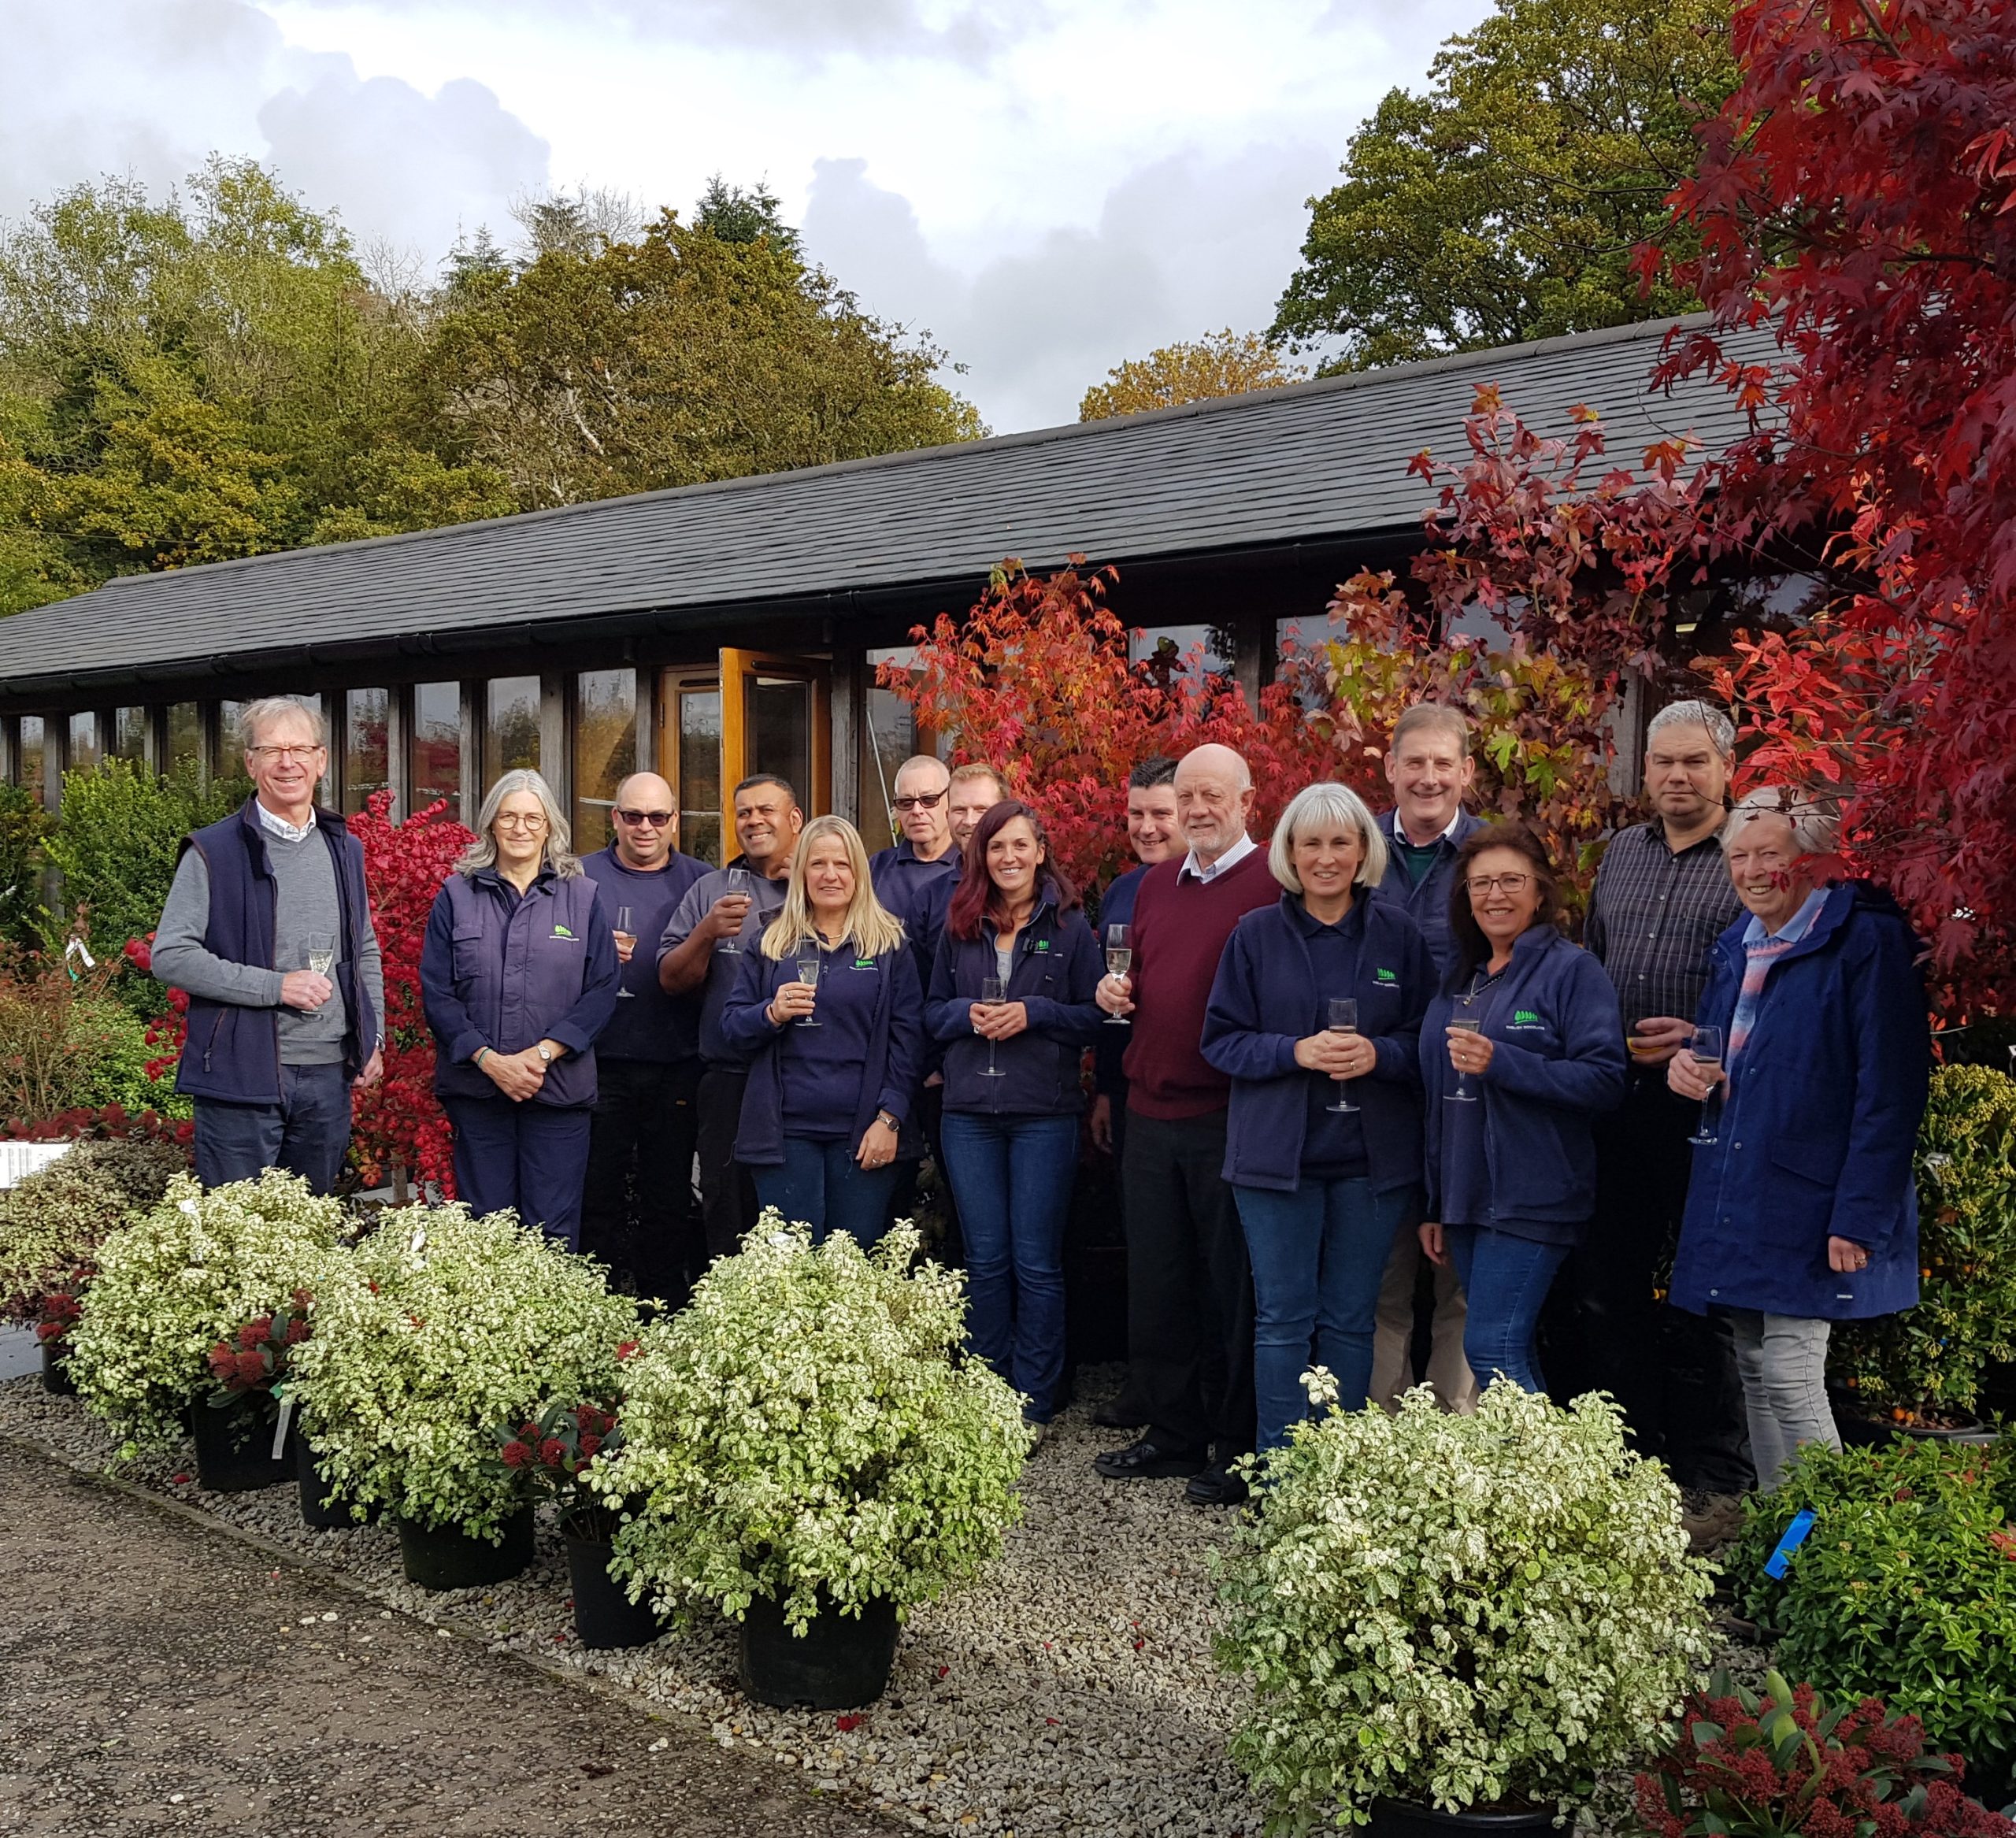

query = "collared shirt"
254;800;316;843
1584;819;1742;1028
1178;832;1258;884
1727;888;1828;1069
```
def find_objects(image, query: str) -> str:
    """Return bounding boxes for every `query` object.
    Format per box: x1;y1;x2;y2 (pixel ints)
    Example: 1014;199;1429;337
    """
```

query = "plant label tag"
1762;1506;1818;1577
271;1395;295;1461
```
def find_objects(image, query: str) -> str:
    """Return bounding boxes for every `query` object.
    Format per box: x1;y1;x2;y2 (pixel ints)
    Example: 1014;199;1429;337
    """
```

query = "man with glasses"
659;773;805;1261
153;695;384;1195
869;754;958;923
580;772;710;1301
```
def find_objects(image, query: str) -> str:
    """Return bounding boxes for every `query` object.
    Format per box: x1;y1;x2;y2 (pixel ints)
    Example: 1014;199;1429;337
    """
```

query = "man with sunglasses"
580;772;710;1302
869;754;958;919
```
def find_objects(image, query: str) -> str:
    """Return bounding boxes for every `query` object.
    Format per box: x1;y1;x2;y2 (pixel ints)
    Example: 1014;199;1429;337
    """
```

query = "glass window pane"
410;682;462;822
677;687;721;867
485;676;540;780
343;688;390;816
112;707;148;761
1128;624;1232;676
165;703;201;773
17;717;44;799
68;712;100;773
748;676;812;824
858;658;918;858
215;702;244;778
572;669;636;856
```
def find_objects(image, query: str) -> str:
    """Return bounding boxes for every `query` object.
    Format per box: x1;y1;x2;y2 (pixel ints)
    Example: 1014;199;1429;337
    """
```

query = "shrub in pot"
1629;1666;2016;1838
1831;1065;2016;1436
597;1217;1031;1709
65;1169;343;1457
1726;1437;2016;1796
190;1295;314;1491
1213;1375;1715;1833
287;1204;636;1592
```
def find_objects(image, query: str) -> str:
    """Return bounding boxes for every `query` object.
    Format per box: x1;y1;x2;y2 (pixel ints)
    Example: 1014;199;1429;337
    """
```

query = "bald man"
580;772;712;1302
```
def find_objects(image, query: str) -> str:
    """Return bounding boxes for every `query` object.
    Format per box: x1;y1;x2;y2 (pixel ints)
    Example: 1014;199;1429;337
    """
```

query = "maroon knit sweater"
1121;847;1277;1120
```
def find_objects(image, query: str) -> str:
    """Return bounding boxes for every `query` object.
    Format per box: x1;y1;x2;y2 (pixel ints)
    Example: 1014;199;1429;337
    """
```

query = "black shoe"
1093;1436;1207;1480
1185;1462;1250;1507
1092;1397;1147;1430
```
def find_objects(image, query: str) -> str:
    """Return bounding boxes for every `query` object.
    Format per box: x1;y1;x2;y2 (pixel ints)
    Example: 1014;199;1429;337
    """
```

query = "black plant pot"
295;1431;380;1529
396;1508;535;1592
738;1590;899;1710
1832;1393;2003;1450
191;1398;291;1492
1366;1799;1558;1838
564;1535;664;1650
40;1340;76;1396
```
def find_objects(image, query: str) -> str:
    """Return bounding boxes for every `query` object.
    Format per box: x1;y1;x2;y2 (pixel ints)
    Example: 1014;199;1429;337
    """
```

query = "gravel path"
0;1370;1267;1838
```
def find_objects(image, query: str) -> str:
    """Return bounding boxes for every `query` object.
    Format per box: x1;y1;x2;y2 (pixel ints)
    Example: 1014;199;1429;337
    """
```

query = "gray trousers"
1727;1310;1840;1490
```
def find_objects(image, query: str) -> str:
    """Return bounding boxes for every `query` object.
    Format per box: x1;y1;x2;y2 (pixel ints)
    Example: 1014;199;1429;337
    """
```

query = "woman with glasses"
421;769;621;1246
1417;823;1625;1394
720;815;923;1244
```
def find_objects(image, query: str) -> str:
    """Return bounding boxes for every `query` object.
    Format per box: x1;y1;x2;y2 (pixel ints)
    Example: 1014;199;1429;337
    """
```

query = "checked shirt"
1583;819;1743;1028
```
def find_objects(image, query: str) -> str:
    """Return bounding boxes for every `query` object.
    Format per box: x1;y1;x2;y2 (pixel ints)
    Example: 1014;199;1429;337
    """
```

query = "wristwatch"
876;1110;899;1132
535;1043;554;1065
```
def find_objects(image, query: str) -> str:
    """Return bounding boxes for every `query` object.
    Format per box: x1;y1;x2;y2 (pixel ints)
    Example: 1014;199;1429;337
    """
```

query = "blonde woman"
420;769;620;1245
719;815;923;1243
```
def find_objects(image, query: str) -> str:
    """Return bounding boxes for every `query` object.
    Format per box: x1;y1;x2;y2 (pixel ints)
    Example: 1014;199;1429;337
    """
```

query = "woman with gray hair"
420;769;621;1246
1201;783;1437;1454
1667;787;1929;1489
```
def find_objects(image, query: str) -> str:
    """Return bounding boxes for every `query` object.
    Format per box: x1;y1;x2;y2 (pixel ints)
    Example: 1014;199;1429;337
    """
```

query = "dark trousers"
581;1057;702;1300
194;1063;351;1195
1551;1073;1752;1490
696;1065;760;1261
444;1096;593;1247
1123;1106;1254;1462
754;1137;901;1247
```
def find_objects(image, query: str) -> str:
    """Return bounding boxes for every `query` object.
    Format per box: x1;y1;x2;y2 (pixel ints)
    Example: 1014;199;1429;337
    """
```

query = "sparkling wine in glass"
1104;923;1132;1028
720;866;752;954
613;906;637;999
979;976;1007;1079
793;953;822;1027
1325;997;1360;1114
1446;1014;1484;1103
1687;1024;1725;1147
305;931;336;977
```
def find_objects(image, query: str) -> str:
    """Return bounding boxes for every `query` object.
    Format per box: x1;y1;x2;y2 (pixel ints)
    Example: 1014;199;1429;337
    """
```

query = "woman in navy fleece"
1202;783;1435;1454
1419;822;1625;1395
720;815;921;1246
927;800;1104;1425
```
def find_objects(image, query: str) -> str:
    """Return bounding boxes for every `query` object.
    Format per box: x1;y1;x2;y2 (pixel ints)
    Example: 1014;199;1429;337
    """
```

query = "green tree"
1272;0;1736;372
1080;329;1306;421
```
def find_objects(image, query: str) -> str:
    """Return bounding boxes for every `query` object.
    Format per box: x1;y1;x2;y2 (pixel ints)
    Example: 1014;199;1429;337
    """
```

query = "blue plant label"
1763;1506;1818;1577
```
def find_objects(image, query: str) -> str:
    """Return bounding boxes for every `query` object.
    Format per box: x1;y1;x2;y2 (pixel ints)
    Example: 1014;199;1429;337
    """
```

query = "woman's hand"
766;980;817;1026
971;1000;1029;1040
1418;1221;1449;1268
480;1045;546;1102
857;1117;901;1169
1667;1050;1723;1102
1096;973;1134;1017
1828;1235;1871;1275
1294;1032;1375;1078
1090;1093;1114;1153
1446;1027;1495;1078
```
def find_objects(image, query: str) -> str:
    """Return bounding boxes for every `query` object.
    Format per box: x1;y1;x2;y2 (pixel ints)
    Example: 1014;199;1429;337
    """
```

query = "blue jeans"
939;1112;1078;1421
194;1063;352;1195
443;1097;594;1248
754;1136;900;1247
1234;1177;1412;1452
1443;1224;1569;1395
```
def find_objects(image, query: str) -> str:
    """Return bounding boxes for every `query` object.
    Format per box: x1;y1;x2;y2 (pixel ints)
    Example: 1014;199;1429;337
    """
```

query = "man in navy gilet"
153;696;384;1194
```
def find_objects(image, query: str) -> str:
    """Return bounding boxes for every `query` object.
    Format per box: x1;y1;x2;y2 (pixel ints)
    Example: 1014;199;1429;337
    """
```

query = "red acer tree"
1653;0;2016;1008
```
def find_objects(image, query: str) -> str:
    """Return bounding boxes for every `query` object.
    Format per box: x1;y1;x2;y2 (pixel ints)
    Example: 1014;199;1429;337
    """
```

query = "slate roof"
0;314;1776;700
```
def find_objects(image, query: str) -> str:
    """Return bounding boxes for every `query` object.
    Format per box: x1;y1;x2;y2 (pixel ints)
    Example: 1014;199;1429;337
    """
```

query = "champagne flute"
1104;923;1132;1028
793;953;822;1027
979;976;1007;1079
1687;1024;1725;1147
613;905;637;999
719;866;752;954
1446;1013;1483;1103
1324;997;1360;1114
304;932;336;977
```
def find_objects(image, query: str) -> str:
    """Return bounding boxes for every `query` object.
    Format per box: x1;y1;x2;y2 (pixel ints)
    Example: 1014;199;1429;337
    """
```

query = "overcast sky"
1;0;1492;432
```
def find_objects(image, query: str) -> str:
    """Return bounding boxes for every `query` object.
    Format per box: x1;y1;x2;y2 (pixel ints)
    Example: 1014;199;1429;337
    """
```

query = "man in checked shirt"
1561;699;1751;1491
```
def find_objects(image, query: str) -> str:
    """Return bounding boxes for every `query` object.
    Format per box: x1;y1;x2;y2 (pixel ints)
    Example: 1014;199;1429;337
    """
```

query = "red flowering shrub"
485;1396;627;1538
122;934;188;1084
33;1291;81;1345
203;1294;313;1414
1632;1669;2015;1838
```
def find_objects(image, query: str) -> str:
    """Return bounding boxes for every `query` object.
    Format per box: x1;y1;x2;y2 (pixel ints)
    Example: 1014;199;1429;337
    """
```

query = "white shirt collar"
255;800;316;844
1394;807;1465;848
1742;886;1827;947
1178;832;1257;884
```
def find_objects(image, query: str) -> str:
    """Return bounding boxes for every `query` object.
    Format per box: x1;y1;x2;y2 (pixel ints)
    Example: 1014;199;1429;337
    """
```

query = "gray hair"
1722;784;1840;858
1647;699;1736;758
1269;782;1389;893
239;695;326;750
456;769;583;879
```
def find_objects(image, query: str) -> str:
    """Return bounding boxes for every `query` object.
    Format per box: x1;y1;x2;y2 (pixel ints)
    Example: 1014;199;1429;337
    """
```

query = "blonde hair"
1269;782;1388;892
456;769;583;879
761;815;906;961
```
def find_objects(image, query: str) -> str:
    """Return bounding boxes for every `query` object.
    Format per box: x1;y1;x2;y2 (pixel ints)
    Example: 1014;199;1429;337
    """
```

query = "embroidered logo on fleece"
1374;966;1397;984
853;957;876;970
1508;1007;1544;1029
552;924;577;940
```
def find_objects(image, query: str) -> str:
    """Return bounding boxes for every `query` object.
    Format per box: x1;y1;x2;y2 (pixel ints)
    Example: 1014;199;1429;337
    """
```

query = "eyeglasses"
248;744;323;764
1466;872;1534;895
891;790;947;813
493;813;550;832
614;809;674;827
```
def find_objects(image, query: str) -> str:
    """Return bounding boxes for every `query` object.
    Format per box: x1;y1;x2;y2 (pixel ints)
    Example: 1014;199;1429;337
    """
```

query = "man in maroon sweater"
1093;743;1277;1505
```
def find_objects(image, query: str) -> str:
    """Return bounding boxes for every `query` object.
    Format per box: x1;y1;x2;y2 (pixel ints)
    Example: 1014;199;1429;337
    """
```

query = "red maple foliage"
1653;0;2016;1008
